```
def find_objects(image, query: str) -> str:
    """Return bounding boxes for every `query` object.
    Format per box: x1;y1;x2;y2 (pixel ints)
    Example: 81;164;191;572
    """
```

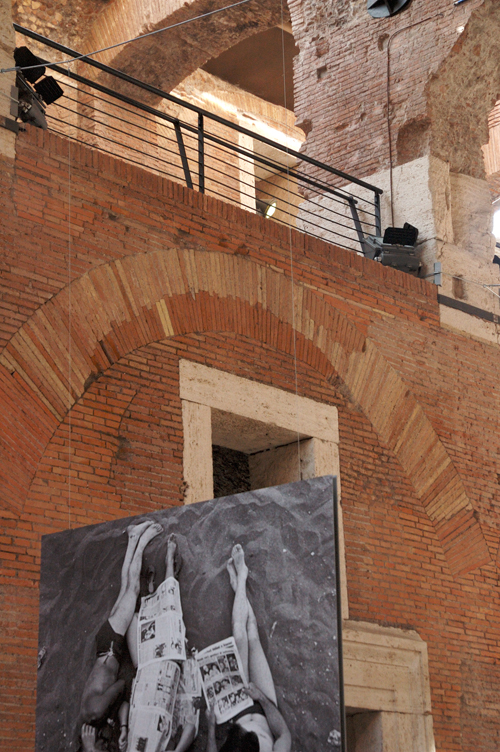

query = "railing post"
348;198;365;252
374;192;382;237
198;113;205;194
174;121;193;190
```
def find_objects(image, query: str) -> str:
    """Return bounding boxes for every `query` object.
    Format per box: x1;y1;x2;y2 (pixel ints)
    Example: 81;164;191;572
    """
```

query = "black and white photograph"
36;476;341;752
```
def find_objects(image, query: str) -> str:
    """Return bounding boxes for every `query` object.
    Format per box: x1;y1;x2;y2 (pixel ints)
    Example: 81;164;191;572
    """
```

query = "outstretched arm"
174;721;197;752
247;683;292;752
118;700;129;752
205;706;218;752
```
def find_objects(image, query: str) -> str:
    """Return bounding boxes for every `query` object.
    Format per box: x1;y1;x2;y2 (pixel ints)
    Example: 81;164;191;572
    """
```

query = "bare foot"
226;558;238;592
139;522;163;549
166;533;182;576
81;724;97;752
127;520;153;540
231;544;248;580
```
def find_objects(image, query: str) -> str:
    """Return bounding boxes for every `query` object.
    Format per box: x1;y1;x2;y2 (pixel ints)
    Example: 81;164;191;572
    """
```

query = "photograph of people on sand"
35;476;341;752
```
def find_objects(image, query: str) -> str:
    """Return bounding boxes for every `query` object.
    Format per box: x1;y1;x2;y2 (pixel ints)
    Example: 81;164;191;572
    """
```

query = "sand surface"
36;477;340;751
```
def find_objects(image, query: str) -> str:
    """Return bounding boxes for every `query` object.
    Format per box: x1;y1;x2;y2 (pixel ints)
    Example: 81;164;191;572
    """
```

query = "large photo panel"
36;476;341;752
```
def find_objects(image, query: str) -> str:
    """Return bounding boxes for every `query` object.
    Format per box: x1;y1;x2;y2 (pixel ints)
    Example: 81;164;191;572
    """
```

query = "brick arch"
426;0;500;179
0;248;490;576
83;0;287;95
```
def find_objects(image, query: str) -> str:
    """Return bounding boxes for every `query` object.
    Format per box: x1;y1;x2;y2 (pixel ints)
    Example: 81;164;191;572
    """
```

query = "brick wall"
289;0;485;181
1;127;500;751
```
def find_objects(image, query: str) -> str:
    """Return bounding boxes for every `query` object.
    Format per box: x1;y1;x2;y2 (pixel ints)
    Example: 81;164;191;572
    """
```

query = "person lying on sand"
205;544;292;752
124;533;198;752
78;520;162;751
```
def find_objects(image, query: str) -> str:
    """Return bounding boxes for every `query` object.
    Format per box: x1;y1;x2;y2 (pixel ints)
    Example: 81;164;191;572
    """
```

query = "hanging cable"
67;61;72;529
386;11;447;225
278;5;302;480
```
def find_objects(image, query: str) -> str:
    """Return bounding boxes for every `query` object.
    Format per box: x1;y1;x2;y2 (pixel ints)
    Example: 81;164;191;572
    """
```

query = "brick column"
0;0;16;159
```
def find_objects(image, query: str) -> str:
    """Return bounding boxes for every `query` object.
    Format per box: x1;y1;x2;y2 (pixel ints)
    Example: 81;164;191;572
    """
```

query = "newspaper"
171;657;202;741
127;577;187;751
137;578;186;667
128;660;181;752
196;637;253;724
128;659;202;752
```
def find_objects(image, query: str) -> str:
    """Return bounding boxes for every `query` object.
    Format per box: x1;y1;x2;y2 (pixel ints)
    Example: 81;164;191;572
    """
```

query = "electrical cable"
386;11;446;226
67;61;72;529
1;0;254;75
278;2;302;481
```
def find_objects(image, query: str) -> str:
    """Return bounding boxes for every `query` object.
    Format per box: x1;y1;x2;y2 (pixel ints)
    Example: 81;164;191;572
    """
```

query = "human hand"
246;682;265;702
118;725;128;752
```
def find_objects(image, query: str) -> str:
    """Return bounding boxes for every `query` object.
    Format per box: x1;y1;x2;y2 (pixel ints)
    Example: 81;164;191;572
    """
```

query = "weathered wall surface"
288;0;485;180
283;0;500;320
8;0;495;186
1;128;500;751
427;0;500;180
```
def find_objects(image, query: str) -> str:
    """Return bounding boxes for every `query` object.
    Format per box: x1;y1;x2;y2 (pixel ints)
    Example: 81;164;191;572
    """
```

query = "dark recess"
213;445;251;497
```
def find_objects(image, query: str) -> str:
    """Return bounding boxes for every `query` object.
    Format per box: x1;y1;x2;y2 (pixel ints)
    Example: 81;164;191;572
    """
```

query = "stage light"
363;223;421;275
13;46;45;84
367;0;413;18
13;46;64;130
256;199;277;218
34;76;64;106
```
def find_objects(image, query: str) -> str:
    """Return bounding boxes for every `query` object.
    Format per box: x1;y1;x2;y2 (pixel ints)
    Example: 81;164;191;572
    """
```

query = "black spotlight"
13;46;64;130
14;46;45;84
34;76;64;106
363;222;421;275
256;199;277;218
367;0;413;18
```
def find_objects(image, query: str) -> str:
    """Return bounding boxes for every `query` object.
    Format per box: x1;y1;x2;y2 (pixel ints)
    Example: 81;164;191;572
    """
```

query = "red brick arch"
0;248;490;576
82;0;288;95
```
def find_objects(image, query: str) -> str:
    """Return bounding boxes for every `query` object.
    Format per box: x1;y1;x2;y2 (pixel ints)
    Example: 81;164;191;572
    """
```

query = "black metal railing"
13;24;383;252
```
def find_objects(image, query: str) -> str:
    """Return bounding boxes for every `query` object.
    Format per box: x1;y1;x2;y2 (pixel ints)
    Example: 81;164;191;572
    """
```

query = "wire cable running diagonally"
1;0;254;74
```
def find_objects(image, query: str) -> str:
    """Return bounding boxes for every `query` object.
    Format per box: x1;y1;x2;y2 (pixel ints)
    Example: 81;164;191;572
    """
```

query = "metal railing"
13;24;383;253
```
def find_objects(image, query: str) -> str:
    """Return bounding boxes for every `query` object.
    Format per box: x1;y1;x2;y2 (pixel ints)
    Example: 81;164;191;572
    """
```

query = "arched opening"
13;0;305;225
169;22;304;224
